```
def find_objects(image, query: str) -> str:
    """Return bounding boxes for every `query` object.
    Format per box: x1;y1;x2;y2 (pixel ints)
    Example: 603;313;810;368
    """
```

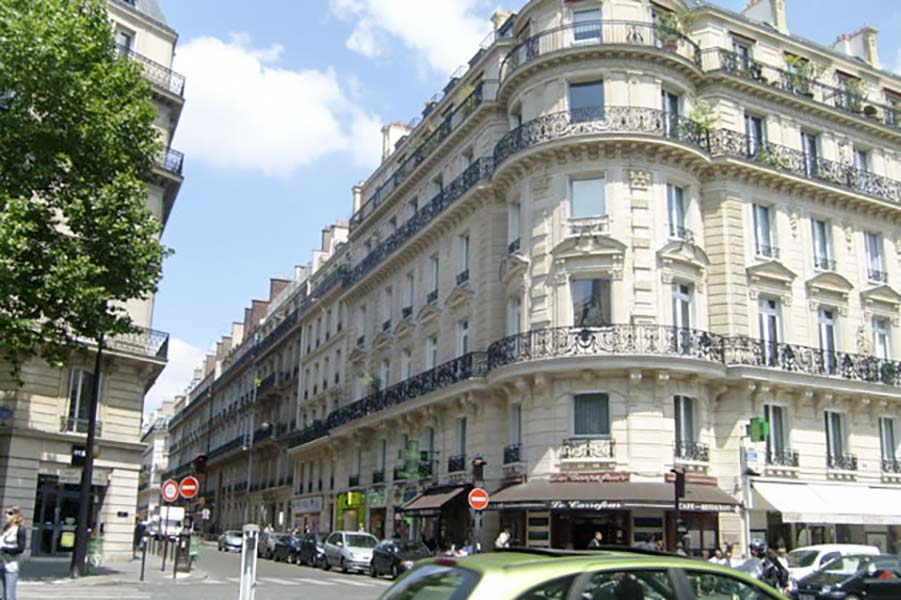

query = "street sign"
468;487;489;510
180;476;200;499
162;479;179;502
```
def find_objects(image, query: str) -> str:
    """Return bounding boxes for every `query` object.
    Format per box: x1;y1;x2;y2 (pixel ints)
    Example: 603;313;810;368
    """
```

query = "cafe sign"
550;471;631;484
291;496;323;514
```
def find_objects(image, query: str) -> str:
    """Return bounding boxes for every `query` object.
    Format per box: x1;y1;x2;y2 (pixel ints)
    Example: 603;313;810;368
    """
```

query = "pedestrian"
588;530;604;549
709;548;727;565
494;528;511;549
263;523;273;534
1;506;26;600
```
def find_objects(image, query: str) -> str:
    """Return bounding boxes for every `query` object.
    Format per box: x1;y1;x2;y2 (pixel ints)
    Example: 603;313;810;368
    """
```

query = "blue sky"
145;0;901;412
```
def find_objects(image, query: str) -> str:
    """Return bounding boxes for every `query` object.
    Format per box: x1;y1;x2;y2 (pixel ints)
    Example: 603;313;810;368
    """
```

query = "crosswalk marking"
294;577;335;586
330;578;375;587
260;577;299;586
371;579;392;586
226;577;240;583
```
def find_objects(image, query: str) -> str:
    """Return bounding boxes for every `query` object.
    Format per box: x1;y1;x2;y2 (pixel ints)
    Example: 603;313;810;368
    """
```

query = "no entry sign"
180;476;200;499
161;479;179;502
468;487;489;510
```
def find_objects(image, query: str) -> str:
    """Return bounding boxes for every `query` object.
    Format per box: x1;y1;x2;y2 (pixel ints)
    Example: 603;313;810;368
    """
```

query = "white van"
787;544;880;582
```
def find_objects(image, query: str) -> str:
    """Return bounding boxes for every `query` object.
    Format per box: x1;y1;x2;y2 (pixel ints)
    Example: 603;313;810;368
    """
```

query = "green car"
378;548;784;600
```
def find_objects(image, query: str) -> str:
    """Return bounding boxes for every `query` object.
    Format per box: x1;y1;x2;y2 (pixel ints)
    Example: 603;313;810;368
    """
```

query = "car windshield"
803;555;875;587
346;534;377;548
787;550;819;568
398;541;431;555
226;531;242;538
382;564;481;600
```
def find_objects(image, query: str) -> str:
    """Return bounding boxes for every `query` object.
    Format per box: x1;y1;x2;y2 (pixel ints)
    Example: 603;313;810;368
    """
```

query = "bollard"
172;537;179;580
161;536;168;572
140;536;148;582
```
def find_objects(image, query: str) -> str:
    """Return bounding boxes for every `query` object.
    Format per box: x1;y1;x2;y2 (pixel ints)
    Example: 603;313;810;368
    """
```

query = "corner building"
180;0;901;554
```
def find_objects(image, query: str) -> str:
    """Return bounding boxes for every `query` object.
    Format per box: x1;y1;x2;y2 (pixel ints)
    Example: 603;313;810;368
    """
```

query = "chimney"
352;184;363;214
833;25;880;68
321;226;334;253
269;278;290;301
232;322;245;345
294;265;308;282
491;10;513;32
381;122;413;162
742;0;788;34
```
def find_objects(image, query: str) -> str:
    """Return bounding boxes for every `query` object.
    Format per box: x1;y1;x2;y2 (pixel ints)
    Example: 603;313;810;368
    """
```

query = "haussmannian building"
0;0;184;561
165;0;901;555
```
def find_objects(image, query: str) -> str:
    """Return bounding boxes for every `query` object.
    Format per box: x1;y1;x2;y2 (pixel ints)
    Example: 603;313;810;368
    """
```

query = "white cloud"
329;0;493;75
173;33;382;175
349;110;384;167
143;337;206;415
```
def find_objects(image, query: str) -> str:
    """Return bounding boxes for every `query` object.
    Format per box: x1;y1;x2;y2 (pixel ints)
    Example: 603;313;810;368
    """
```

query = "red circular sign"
179;476;200;499
468;487;489;510
161;479;179;502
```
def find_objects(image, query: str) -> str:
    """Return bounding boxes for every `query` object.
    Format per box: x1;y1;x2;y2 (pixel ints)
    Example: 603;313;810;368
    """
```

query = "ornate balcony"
674;441;710;462
402;306;413;320
117;45;186;96
448;454;466;473
356;335;365;349
827;453;858;471
102;327;169;360
507;238;521;255
427;289;439;305
60;417;102;436
756;244;781;260
382;319;392;333
881;457;901;473
868;269;889;283
766;449;800;468
372;470;385;484
814;256;837;271
560;438;615;460
418;460;434;479
670;226;695;244
456;269;470;287
503;443;521;465
500;20;701;82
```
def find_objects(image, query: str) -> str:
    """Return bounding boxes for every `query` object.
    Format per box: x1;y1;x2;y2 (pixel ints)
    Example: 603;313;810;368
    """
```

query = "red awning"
400;486;469;517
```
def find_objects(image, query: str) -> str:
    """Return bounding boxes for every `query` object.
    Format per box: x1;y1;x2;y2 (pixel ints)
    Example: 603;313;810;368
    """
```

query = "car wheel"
370;563;377;578
341;558;349;574
323;557;331;571
391;564;399;580
318;556;327;570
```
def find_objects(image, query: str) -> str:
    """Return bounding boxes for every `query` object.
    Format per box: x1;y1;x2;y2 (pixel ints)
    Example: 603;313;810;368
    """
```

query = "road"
18;544;392;600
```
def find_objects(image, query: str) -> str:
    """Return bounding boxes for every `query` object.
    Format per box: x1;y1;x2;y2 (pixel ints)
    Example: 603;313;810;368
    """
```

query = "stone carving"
788;206;800;238
530;174;550;196
628;169;651;190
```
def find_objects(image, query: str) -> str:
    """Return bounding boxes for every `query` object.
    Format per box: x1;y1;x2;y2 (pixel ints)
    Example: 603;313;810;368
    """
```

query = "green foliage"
0;0;171;376
688;99;719;130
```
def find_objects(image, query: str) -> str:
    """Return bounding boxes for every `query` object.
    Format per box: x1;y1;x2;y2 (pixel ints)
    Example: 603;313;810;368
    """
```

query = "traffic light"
194;453;208;475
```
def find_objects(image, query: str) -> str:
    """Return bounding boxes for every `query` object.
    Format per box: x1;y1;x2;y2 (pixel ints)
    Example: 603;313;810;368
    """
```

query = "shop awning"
400;485;469;517
488;480;739;513
753;481;901;525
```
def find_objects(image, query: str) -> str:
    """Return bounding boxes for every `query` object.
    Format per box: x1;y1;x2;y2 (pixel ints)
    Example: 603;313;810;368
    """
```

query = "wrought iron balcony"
756;244;781;260
372;470;385;484
257;373;277;396
503;443;521;464
402;306;413;320
356;335;365;349
348;474;360;488
703;48;900;130
427;289;439;305
158;147;184;176
766;449;799;467
60;417;102;436
868;269;889;283
827;453;858;471
116;45;186;96
418;460;434;479
881;457;901;473
500;20;701;81
448;454;466;473
456;269;470;286
814;256;837;271
507;238;521;255
99;327;170;359
560;438;615;460
393;465;409;481
382;319;392;333
670;226;695;244
674;440;710;462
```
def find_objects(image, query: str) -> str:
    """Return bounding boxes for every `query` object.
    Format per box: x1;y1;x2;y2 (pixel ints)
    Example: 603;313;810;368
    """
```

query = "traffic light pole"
670;467;685;551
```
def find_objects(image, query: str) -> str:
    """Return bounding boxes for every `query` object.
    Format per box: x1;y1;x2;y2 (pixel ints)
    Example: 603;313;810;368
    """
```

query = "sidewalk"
18;552;208;586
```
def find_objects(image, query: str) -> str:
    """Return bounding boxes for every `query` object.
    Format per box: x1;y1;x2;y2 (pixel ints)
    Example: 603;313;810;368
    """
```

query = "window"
459;234;470;273
114;29;133;52
764;404;787;458
569;80;604;122
430;255;439;295
402;349;413;379
423;426;435;456
570;176;605;219
517;575;577;600
661;90;679;137
571;278;611;327
674;395;696;444
457;320;469;356
801;131;819;176
357;306;367;344
382;287;393;326
758;297;781;366
426;336;438;369
744;114;764;155
507;297;522;336
508;202;521;247
825;410;846;459
753;204;776;258
403;272;414;313
572;8;601;43
684;570;765;600
380;360;390;389
407;197;419;219
352;448;361;476
880;417;897;461
66;368;97;432
865;232;885;281
818;308;838;372
579;570;675;600
734;39;754;70
873;317;892;360
325;309;332;337
456;417;467;454
667;184;686;239
378;439;387;470
854;148;869;172
811;219;833;270
509;404;522;445
573;393;609;437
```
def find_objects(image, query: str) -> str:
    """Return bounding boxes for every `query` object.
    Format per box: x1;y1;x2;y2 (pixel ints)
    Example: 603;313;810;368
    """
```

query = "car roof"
790;544;880;553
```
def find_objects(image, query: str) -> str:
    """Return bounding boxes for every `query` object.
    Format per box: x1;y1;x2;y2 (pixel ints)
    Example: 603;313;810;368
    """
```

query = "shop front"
489;476;739;552
291;495;324;532
400;484;472;550
32;469;109;555
336;491;366;531
367;487;386;539
751;480;901;552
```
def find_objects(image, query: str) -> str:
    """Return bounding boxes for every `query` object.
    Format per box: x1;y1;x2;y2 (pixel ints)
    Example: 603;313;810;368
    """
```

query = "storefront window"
573;393;609;437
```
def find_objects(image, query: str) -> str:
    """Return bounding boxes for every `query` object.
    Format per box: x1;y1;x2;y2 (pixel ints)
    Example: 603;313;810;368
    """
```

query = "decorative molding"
628;169;651;190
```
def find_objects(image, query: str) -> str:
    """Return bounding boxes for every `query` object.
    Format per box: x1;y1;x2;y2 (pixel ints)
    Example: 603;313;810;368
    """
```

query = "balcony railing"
427;289;439;305
393;466;408;481
448;454;466;473
560;438;615;460
500;20;702;81
756;244;781;260
102;327;169;359
372;470;385;484
117;45;186;96
418;460;434;479
456;269;470;286
669;226;695;244
356;335;365;349
257;373;277;397
814;256;837;271
507;238;521;255
881;457;901;473
60;417;102;436
503;443;521;464
766;449;799;467
402;306;413;320
348;474;360;488
702;48;900;130
827;453;858;471
674;440;710;462
868;269;889;283
382;320;392;333
158;147;184;176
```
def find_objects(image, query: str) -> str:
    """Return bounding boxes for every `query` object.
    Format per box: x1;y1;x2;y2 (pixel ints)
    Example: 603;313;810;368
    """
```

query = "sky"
144;0;901;414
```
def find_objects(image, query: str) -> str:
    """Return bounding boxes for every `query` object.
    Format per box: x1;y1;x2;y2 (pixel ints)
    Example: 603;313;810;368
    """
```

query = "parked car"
370;539;432;579
323;531;378;573
217;530;243;552
272;534;302;563
786;544;880;582
792;553;901;600
298;532;328;568
379;547;786;600
259;532;289;559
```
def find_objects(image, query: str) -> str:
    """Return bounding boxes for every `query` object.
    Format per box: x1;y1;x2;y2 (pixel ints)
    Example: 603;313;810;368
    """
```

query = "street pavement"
17;543;392;600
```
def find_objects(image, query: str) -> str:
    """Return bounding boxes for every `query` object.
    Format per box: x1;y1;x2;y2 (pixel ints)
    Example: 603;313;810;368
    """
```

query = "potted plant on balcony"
784;55;821;98
864;104;880;120
842;77;866;113
655;10;695;52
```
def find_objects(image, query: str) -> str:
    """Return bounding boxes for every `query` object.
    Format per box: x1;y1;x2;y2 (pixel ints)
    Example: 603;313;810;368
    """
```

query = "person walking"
494;528;511;549
1;507;26;600
587;530;604;549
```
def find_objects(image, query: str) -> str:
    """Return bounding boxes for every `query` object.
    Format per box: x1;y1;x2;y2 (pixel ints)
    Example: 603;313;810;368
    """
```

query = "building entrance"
32;474;106;555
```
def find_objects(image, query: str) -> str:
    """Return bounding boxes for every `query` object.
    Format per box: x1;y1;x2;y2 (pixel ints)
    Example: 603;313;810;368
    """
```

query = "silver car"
217;530;243;552
323;531;377;573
